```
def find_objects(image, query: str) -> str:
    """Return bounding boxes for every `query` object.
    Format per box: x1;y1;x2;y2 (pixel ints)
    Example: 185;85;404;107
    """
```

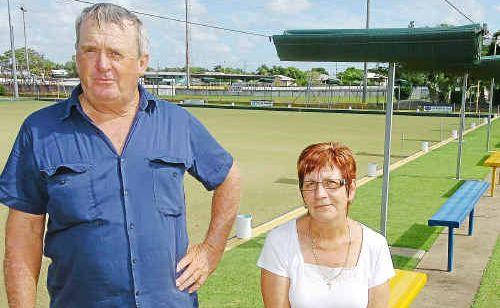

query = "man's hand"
175;241;222;293
176;161;240;293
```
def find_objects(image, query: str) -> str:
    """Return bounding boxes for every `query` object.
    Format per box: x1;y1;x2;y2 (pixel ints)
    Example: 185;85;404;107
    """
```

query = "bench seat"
428;180;489;271
389;269;427;308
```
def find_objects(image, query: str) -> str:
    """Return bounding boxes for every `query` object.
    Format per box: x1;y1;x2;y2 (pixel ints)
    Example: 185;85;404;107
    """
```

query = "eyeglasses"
301;179;347;192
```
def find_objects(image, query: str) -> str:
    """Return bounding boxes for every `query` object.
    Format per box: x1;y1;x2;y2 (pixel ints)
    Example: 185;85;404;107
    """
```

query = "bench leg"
491;167;497;197
448;227;454;272
468;209;474;236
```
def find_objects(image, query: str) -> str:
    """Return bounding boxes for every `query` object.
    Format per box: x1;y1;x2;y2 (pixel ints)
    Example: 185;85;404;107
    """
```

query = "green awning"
272;24;483;68
468;56;500;80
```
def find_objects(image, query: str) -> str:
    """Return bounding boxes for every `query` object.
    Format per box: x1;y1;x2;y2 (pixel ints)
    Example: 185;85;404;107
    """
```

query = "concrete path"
413;175;499;308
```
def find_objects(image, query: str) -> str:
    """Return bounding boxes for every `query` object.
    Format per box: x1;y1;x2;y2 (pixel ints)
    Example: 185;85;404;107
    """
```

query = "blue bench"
428;180;489;272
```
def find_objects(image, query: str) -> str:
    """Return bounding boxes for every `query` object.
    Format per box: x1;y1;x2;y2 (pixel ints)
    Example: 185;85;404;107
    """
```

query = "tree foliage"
0;48;59;77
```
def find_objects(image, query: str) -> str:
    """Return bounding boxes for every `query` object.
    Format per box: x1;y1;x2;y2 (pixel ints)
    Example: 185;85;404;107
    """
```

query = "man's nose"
96;52;111;71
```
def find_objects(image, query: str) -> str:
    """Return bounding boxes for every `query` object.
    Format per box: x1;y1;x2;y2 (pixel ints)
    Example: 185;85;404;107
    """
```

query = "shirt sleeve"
257;228;290;278
187;113;233;191
368;235;395;288
0;123;47;214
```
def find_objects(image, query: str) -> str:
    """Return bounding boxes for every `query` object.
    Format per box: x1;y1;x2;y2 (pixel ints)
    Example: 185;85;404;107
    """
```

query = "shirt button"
120;158;125;163
172;172;178;178
130;223;135;230
124;190;129;196
132;258;137;264
135;290;140;296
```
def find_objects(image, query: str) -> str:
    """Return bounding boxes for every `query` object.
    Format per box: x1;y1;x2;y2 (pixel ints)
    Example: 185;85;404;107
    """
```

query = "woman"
258;142;394;308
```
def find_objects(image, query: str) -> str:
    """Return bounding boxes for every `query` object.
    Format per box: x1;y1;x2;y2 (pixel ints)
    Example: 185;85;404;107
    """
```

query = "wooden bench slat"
389;269;427;308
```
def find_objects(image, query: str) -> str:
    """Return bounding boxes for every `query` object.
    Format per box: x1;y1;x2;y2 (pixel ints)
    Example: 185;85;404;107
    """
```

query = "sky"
1;0;499;74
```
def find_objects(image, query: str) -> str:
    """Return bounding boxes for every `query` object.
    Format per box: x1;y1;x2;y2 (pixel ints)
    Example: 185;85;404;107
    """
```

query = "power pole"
7;0;19;99
185;0;191;89
362;0;370;104
20;5;30;79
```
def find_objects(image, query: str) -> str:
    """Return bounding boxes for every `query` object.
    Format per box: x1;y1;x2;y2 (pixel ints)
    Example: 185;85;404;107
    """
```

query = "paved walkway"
413;174;499;307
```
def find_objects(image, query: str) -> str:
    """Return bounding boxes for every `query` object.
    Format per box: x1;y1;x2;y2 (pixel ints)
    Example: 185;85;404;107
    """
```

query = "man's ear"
138;54;149;75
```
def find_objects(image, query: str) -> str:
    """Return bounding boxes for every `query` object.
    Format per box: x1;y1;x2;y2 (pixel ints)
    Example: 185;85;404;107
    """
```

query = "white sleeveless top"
257;219;395;308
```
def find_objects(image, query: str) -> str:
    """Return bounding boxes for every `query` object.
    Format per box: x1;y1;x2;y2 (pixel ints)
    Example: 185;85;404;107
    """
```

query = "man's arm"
4;208;45;308
176;161;240;293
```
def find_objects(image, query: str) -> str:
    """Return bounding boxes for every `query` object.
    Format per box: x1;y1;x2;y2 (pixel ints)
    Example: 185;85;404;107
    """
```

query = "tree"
0;48;58;78
311;67;328;75
337;67;363;85
256;64;270;76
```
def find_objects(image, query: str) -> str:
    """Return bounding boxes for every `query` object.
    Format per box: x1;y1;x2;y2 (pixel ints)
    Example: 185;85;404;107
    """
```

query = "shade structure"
272;24;483;68
468;56;500;80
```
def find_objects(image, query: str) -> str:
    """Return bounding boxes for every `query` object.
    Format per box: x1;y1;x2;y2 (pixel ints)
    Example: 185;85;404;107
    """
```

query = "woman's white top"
257;219;395;308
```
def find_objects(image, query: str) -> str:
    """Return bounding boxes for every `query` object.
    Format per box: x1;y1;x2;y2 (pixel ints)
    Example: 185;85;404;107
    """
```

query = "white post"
380;62;395;237
456;73;468;180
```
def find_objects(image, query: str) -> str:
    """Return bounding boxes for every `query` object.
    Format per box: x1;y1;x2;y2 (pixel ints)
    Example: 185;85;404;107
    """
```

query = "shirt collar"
60;83;157;121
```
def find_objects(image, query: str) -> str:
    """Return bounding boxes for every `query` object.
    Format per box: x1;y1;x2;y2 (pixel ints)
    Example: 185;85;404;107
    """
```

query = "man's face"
76;19;149;103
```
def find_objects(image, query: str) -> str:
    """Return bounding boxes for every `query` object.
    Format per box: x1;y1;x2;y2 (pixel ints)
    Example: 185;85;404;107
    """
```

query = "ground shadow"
393;223;436;249
274;178;298;185
442;180;465;198
476;154;491;166
356;151;409;159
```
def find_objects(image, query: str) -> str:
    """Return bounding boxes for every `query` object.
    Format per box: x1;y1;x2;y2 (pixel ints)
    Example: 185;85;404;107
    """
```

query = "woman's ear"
347;180;356;203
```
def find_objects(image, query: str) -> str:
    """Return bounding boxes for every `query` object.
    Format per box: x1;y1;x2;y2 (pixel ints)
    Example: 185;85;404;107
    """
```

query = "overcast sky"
1;0;499;73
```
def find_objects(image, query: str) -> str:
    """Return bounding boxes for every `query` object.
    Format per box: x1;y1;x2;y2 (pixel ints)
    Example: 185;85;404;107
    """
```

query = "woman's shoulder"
267;219;297;242
358;222;389;248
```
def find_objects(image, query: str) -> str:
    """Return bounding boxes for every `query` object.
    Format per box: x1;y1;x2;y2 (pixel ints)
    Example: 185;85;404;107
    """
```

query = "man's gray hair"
75;3;149;57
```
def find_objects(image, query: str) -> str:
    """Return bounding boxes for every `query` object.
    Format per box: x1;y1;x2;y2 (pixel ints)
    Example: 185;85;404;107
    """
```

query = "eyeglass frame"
300;178;347;192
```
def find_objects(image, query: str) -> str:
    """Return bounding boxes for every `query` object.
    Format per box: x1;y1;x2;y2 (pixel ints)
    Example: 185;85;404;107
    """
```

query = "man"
1;3;240;307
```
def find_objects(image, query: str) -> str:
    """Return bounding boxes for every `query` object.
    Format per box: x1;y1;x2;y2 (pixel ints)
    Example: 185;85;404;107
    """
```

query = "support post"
468;208;474;236
380;62;395;237
448;227;454;272
456;73;468;180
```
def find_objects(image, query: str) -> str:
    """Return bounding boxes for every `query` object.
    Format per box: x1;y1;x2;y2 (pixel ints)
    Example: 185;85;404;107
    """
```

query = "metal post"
448;227;454;272
468;208;474;236
185;0;191;89
487;40;497;152
20;5;29;78
362;0;370;104
7;0;19;99
380;62;395;237
456;73;468;180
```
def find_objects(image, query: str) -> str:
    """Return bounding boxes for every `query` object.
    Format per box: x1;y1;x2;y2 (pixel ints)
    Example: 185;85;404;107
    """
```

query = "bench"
483;151;500;196
428;180;489;271
389;269;427;308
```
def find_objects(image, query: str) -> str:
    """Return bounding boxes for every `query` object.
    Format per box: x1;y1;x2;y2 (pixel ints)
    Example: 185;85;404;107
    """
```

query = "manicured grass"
472;236;500;308
198;121;500;307
0;100;496;306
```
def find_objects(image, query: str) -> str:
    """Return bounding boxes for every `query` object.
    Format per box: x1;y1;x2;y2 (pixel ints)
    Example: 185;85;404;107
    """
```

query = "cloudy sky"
1;0;499;73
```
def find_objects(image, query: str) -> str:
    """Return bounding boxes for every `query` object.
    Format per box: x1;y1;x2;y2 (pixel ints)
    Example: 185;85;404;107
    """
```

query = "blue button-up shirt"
0;85;233;307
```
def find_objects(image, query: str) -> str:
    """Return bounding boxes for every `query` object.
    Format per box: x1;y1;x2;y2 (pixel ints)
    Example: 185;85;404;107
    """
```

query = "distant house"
51;69;68;78
273;75;296;86
367;72;388;86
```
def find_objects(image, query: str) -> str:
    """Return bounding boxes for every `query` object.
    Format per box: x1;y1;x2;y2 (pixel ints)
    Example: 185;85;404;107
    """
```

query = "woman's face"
301;166;355;223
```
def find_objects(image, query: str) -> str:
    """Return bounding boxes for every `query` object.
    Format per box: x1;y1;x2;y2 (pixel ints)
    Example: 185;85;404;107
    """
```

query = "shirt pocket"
41;163;98;224
148;155;186;216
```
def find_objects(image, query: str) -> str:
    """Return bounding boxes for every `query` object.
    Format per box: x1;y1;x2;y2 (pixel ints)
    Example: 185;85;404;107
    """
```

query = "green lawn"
197;120;500;307
472;236;500;308
0;100;496;306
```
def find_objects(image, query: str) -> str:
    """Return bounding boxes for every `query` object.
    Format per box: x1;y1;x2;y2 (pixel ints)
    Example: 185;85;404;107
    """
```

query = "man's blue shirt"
0;85;233;307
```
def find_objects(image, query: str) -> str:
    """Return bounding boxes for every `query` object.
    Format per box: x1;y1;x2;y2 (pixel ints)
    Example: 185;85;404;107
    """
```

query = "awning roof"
467;56;500;80
272;24;484;68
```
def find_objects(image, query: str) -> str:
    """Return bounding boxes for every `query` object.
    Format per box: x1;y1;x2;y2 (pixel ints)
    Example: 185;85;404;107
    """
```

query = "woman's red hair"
297;142;357;195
